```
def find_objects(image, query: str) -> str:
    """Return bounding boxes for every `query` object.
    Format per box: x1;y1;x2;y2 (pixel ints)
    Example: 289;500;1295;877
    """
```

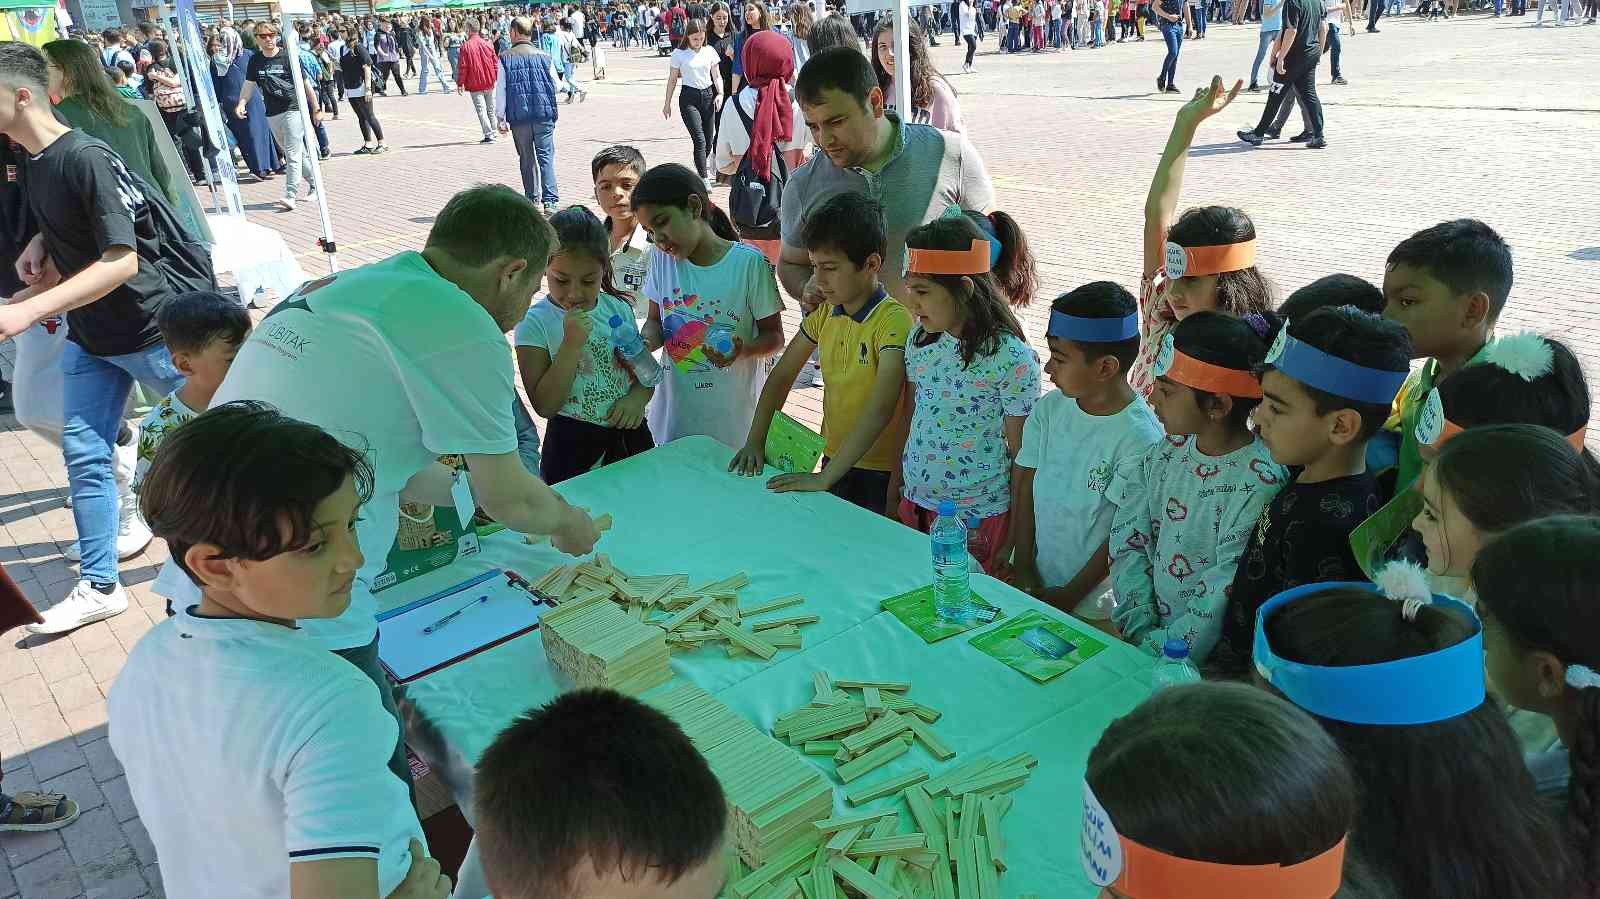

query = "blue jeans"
417;51;443;94
1092;19;1102;43
512;394;543;475
1251;27;1278;84
1005;21;1020;50
62;340;184;583
1194;1;1207;31
1325;22;1341;77
562;64;582;97
1158;22;1182;84
510;120;559;206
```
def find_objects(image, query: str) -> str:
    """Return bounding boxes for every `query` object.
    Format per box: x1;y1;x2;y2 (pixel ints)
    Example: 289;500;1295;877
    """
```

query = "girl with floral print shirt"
1130;77;1275;399
898;214;1041;574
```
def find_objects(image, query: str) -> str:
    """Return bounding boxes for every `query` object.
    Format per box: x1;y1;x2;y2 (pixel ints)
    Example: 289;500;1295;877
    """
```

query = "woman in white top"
663;16;723;188
958;0;979;70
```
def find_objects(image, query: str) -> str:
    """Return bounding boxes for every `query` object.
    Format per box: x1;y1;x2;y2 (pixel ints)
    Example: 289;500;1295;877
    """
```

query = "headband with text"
1415;387;1589;453
1153;332;1264;399
1163;239;1257;281
1263;323;1409;406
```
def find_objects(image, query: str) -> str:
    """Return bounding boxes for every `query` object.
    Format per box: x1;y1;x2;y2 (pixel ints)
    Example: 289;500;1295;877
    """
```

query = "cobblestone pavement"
1;13;1597;896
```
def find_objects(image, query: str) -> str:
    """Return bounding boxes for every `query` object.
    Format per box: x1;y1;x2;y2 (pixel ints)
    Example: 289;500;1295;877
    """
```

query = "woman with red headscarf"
714;28;807;264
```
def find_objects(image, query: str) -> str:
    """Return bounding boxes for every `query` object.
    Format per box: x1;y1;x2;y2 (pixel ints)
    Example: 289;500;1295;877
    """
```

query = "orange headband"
905;240;994;277
1112;834;1348;899
1164;239;1258;280
1418;387;1589;452
1153;333;1264;398
1435;418;1588;453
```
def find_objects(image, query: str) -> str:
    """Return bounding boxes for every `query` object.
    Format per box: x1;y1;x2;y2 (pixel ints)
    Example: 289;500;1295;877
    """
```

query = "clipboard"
376;569;548;684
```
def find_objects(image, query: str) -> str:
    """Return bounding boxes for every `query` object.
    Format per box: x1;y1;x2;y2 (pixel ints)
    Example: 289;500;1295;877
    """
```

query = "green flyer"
1349;488;1422;579
881;585;1005;644
765;411;826;475
969;611;1108;683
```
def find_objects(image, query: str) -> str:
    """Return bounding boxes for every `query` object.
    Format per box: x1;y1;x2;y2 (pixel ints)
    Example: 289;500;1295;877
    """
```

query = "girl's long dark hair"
1474;515;1600;899
548;206;625;302
1265;587;1570;899
966;209;1035;308
905;216;1024;369
1167;204;1275;316
44;39;129;127
870;15;945;112
630;163;739;242
1432;424;1600;540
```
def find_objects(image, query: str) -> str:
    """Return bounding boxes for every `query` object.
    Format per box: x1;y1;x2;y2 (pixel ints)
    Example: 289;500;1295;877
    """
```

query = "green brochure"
765;411;826;475
1349;488;1422;579
969;610;1108;683
881;585;1005;644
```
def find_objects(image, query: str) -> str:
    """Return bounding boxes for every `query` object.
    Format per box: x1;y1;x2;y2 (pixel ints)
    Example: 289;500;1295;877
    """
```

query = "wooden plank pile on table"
538;592;670;695
642;681;835;872
530;556;819;661
772;674;957;788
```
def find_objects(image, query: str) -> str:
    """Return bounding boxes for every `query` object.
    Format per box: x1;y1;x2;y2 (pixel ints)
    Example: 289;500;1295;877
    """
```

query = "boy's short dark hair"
156;290;252;355
1050;281;1139;374
1386;219;1513;322
139;401;374;582
426;184;554;268
795;46;878;109
1278;273;1384;320
591;144;646;181
475;689;727;899
0;41;49;94
1260;306;1412;441
799;191;886;269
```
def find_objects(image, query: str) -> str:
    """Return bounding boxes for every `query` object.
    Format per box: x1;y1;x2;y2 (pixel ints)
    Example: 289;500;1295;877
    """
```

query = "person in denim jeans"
1250;0;1283;89
1154;0;1183;90
495;17;562;213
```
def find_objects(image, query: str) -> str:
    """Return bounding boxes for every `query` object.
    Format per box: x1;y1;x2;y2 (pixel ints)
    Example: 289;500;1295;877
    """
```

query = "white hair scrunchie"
1374;561;1432;622
1565;665;1600;691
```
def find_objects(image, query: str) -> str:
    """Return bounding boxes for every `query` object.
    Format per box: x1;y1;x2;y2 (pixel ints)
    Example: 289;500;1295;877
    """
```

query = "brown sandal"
0;791;80;832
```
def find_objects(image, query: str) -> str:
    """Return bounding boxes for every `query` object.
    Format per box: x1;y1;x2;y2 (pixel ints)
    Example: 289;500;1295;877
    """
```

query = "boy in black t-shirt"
235;21;321;211
1236;0;1327;147
1211;304;1411;675
0;42;214;637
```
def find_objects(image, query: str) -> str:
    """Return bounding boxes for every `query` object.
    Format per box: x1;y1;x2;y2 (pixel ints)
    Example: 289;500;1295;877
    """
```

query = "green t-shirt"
53;95;176;210
1394;342;1492;493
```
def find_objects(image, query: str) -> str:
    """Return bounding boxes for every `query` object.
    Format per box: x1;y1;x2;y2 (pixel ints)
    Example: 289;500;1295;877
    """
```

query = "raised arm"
1143;76;1243;280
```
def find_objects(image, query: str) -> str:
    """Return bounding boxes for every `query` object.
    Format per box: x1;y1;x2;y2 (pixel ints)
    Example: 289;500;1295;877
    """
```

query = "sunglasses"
256;31;277;38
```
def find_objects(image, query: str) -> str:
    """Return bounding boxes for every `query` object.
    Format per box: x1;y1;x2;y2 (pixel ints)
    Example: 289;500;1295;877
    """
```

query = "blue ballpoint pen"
422;595;489;634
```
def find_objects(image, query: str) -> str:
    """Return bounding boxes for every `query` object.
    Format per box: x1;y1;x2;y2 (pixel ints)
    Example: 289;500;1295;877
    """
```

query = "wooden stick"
905;716;956;762
814;809;901;834
659;596;716;632
803;740;845;757
863;686;883;717
812;671;833;706
924;757;995;797
825;824;865;856
974;833;1000;899
732;841;819;898
752;614;822;631
835;680;912;693
837;736;913;784
981;796;1006;874
742;593;807;617
830;857;904;899
847;834;928;857
714;620;779;660
844;769;929;806
904;786;945;850
840;711;913;756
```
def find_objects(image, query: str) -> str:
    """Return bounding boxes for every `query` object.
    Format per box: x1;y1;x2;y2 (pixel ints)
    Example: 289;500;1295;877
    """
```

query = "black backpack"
728;98;787;240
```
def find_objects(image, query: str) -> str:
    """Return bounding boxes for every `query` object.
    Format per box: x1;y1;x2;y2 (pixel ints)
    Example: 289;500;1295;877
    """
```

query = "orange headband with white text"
905;240;994;277
1152;333;1264;398
1417;388;1588;452
1164;239;1258;280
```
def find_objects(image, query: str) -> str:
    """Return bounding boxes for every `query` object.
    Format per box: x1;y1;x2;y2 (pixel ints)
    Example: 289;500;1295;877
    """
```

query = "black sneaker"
1332;76;1348;84
1262;128;1281;139
352;146;372;155
1157;76;1167;91
1288;131;1312;142
480;136;494;144
372;144;388;155
1237;129;1265;145
1165;85;1181;93
1247;81;1261;91
0;377;13;416
1306;137;1328;149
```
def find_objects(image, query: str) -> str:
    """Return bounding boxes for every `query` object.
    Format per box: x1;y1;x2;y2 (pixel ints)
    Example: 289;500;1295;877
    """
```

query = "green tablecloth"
394;436;1153;898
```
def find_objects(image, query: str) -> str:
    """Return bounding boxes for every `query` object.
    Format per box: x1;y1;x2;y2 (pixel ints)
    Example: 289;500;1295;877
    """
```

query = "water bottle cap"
937;500;957;516
1162;639;1189;660
609;314;624;327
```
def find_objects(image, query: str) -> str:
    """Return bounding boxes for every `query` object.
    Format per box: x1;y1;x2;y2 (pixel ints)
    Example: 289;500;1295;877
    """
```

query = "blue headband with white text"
1263;324;1410;406
1253;581;1485;726
1048;312;1140;343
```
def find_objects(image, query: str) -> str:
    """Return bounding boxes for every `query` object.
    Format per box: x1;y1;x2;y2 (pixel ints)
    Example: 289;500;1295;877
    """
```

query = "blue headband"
968;213;1004;268
1253;581;1485;726
1263;325;1409;406
1047;311;1140;342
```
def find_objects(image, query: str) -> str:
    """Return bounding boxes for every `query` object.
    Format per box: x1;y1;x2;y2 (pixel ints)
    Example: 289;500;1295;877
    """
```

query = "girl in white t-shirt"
633;163;785;448
663;17;724;186
516;207;656;484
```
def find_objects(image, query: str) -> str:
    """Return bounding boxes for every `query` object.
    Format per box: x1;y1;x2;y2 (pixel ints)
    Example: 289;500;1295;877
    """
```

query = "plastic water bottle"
932;501;973;623
1150;639;1202;692
706;326;735;358
609;314;662;387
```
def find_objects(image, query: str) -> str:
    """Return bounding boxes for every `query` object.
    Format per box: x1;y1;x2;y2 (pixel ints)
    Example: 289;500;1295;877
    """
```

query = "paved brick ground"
1;13;1597;896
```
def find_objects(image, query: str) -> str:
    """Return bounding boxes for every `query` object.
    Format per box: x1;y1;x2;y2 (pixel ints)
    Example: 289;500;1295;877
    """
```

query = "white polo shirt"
108;607;425;898
155;251;520;651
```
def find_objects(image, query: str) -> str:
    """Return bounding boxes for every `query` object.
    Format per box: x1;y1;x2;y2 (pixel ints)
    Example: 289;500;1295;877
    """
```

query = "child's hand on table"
767;472;831;493
728;442;766;477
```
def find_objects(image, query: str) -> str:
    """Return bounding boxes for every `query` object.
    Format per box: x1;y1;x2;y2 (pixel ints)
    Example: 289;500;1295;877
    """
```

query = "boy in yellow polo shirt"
730;192;911;517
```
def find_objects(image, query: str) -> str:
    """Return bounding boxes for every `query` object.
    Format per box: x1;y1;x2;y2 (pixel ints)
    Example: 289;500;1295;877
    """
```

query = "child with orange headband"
1107;311;1284;663
1083;682;1360;899
896;214;1040;571
1128;77;1275;399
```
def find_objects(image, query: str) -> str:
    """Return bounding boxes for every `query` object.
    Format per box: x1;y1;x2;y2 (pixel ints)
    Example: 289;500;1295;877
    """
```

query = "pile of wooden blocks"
726;764;1040;899
538;593;670;695
771;674;955;789
530;556;818;661
643;680;835;870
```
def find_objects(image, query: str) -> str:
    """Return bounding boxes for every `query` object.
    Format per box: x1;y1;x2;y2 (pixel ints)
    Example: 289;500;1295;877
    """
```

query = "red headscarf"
740;29;793;181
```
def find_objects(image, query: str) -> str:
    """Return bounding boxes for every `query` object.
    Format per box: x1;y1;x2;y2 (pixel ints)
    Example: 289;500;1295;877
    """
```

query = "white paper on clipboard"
377;575;545;682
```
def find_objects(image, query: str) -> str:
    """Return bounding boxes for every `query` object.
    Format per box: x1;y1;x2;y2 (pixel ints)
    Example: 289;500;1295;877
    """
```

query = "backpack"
256;61;296;105
728;97;786;240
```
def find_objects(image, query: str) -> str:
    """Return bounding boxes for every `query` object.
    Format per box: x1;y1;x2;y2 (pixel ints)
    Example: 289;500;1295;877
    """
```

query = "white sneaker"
26;580;129;636
301;190;318;204
279;198;297;212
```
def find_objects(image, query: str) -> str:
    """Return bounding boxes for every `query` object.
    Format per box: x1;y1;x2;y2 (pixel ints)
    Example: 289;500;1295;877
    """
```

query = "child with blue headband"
1007;282;1163;620
1213;304;1411;673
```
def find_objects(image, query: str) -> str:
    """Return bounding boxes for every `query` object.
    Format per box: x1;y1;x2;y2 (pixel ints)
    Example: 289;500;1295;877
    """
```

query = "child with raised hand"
473;689;728;899
1083;682;1364;899
515;206;655;485
1213;305;1411;672
898;213;1041;572
1129;76;1275;399
1474;515;1600;894
109;401;449;899
1108;311;1285;663
132;291;252;494
1413;424;1598;585
1009;282;1163;619
633;163;785;449
1255;576;1570;899
728;192;912;515
1380;218;1513;493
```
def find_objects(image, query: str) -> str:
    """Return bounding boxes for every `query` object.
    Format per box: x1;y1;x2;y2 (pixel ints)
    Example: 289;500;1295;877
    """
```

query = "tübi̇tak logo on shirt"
258;274;335;360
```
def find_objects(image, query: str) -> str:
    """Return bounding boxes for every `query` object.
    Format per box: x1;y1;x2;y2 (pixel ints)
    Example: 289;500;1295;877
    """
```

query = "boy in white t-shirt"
110;402;449;899
1008;281;1163;620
